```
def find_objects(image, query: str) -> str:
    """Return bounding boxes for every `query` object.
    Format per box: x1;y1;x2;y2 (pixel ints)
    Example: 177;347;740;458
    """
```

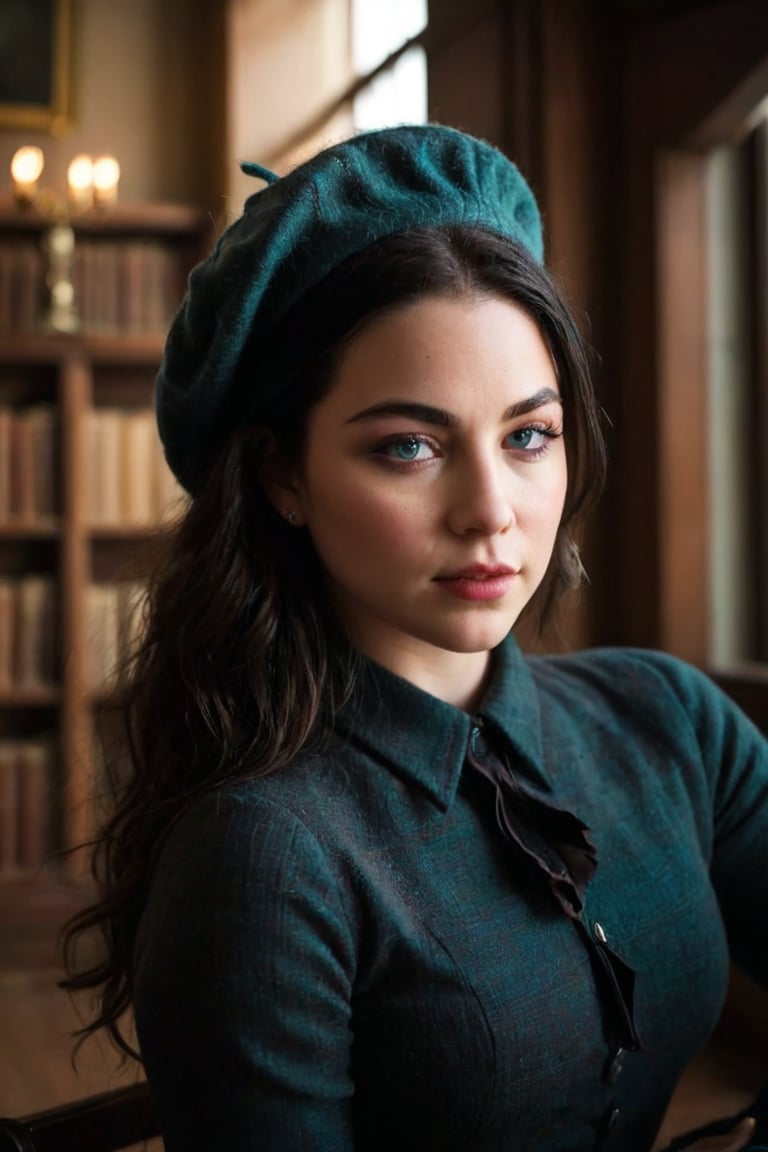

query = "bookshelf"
0;204;208;965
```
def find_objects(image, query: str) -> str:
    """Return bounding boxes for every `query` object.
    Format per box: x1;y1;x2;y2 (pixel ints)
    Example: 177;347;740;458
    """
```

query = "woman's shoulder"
140;755;355;920
525;643;717;705
163;743;348;836
149;729;396;879
522;643;763;754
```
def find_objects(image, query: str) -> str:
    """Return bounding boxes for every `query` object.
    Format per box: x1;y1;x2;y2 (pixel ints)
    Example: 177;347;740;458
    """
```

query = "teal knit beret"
156;123;543;493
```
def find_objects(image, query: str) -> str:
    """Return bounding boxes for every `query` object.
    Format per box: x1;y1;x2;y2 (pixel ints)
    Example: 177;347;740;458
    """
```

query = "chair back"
0;1082;159;1152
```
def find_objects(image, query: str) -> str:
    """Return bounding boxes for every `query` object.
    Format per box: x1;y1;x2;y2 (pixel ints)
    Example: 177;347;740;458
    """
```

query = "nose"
447;450;515;536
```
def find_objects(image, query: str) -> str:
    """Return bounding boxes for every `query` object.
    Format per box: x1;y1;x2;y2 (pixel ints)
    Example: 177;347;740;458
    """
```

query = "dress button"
605;1047;626;1083
593;921;607;944
596;1103;621;1148
470;725;485;756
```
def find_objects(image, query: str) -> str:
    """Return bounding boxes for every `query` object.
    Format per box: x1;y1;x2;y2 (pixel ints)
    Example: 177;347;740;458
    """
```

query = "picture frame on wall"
0;0;72;133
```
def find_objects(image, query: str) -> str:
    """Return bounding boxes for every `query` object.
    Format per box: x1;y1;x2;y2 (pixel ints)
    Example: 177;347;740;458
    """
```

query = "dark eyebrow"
346;401;458;427
345;388;562;427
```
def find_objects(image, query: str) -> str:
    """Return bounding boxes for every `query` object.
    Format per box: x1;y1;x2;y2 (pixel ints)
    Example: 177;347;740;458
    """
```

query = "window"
227;1;429;204
351;0;428;131
708;114;768;665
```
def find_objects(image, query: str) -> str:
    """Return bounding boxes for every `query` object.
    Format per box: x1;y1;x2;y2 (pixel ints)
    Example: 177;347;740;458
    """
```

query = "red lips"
434;565;520;601
437;563;519;580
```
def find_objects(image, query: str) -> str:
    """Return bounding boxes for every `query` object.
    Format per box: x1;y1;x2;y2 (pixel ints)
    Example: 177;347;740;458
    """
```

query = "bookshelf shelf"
0;332;168;364
89;524;169;540
0;203;208;957
0;199;208;236
0;689;60;707
0;521;61;539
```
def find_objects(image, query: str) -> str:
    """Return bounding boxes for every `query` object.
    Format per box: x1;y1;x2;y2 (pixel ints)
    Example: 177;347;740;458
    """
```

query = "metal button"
605;1047;626;1083
469;724;485;756
593;921;607;944
596;1103;622;1148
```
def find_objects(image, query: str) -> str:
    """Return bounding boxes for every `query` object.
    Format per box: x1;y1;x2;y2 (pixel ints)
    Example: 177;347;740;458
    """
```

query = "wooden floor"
0;963;766;1149
0;966;146;1115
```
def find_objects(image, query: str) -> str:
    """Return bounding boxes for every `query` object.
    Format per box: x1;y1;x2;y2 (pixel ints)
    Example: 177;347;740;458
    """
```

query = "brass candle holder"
9;145;121;334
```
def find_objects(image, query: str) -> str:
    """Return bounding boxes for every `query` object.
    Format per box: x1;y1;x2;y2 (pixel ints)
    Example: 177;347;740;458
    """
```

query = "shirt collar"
333;633;548;812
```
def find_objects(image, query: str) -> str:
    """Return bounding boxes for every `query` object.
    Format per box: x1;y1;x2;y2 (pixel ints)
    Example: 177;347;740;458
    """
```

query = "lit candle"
10;146;45;206
92;155;120;207
67;154;94;212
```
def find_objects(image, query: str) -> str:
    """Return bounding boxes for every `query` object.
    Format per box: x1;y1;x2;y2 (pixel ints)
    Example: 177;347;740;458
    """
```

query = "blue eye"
390;436;422;460
505;426;558;455
377;435;435;462
509;428;538;449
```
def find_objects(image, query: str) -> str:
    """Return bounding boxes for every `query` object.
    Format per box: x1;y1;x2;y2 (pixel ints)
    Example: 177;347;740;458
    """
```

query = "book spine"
86;583;121;690
119;242;145;334
12;243;44;333
0;407;12;522
0;743;18;876
14;577;57;690
11;409;36;523
16;740;50;874
155;438;187;522
0;248;12;336
86;409;123;527
0;580;14;692
123;409;158;524
117;580;146;665
28;405;57;521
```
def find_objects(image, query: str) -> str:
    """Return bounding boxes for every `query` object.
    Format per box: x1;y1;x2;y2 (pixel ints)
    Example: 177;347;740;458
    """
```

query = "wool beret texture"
156;123;544;494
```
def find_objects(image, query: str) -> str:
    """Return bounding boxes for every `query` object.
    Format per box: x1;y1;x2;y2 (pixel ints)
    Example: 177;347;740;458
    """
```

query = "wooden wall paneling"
497;0;542;189
712;664;768;732
486;0;612;651
537;0;609;651
426;0;504;144
614;0;768;653
153;0;229;213
538;0;603;299
748;121;768;661
59;356;92;872
622;1;768;148
615;148;664;651
655;152;710;663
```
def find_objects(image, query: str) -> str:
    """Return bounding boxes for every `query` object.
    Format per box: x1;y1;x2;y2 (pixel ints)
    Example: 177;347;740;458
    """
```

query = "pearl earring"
283;509;297;524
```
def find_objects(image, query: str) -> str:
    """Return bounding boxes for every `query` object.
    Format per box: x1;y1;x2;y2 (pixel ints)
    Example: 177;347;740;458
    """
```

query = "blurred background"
0;0;766;1141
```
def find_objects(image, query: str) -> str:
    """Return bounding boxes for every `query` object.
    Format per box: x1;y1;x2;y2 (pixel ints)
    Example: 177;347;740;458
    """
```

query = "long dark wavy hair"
62;225;607;1057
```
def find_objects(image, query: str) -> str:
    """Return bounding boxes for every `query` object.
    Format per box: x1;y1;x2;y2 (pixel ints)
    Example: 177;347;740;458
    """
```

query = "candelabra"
9;145;121;334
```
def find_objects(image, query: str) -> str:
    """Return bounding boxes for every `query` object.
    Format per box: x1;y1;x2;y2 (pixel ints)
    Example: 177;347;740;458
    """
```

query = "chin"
429;619;521;656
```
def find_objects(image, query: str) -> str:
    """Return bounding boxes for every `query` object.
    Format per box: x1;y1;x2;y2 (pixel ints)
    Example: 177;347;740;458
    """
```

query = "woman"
64;125;768;1151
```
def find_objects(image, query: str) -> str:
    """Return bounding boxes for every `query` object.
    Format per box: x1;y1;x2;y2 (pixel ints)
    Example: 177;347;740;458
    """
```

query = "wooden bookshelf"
0;204;207;966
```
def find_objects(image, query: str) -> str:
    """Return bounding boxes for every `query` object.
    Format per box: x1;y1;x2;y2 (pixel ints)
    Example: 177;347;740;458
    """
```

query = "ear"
261;443;307;527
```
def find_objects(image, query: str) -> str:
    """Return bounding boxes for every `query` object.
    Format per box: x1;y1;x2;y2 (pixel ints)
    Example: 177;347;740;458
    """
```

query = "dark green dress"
134;637;768;1150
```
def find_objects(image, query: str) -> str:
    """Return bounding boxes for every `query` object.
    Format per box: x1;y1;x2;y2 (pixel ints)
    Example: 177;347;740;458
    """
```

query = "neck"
362;640;493;712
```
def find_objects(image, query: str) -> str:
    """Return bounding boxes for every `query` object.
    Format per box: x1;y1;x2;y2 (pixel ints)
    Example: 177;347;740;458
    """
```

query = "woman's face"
283;293;567;701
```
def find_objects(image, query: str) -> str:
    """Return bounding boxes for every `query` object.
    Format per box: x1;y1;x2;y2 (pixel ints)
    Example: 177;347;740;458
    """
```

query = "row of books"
74;239;185;335
0;403;186;528
0;738;53;875
0;236;185;336
86;581;146;690
0;405;58;523
0;242;43;336
86;407;186;527
0;578;149;693
0;578;57;693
